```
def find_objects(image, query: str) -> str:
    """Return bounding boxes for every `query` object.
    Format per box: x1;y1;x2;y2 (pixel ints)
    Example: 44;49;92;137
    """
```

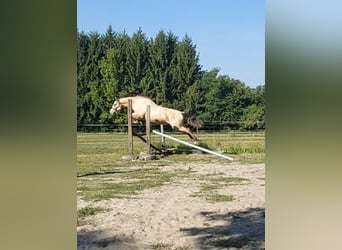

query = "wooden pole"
133;132;164;154
146;105;151;155
152;130;234;161
160;124;165;144
127;99;133;156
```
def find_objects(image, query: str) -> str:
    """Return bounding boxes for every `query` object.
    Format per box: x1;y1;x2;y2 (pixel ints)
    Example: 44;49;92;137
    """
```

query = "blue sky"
77;0;264;87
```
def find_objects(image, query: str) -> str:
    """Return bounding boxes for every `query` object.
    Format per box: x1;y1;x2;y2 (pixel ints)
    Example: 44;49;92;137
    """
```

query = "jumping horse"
110;95;202;142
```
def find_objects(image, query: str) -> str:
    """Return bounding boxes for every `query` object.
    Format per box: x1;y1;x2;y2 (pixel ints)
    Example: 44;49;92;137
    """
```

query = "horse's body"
110;95;202;141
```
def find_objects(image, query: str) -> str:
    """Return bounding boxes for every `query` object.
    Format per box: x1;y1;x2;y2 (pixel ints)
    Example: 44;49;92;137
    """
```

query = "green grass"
151;243;173;250
77;131;264;175
208;175;248;182
204;193;234;202
77;206;106;219
77;131;264;201
151;242;192;250
193;185;235;203
224;143;264;154
163;132;264;162
78;168;177;200
192;174;249;203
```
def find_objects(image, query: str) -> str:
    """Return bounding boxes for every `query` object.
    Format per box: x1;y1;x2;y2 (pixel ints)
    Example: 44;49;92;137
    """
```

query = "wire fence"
77;121;265;133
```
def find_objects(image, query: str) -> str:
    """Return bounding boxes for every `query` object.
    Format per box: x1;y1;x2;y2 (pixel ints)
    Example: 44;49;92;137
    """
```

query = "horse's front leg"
178;126;199;143
132;112;144;124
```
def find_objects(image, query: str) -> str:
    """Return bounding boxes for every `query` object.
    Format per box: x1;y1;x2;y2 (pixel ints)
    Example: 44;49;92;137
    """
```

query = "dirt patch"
77;162;265;249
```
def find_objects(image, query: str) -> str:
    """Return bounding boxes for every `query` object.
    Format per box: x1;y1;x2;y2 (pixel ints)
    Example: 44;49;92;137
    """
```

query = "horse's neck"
119;97;135;106
121;96;156;107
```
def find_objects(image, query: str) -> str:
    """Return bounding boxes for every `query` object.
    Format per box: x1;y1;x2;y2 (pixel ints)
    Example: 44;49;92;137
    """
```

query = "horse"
110;95;203;142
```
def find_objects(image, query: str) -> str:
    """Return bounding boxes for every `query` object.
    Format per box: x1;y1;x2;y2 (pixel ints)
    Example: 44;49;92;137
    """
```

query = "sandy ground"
77;162;265;250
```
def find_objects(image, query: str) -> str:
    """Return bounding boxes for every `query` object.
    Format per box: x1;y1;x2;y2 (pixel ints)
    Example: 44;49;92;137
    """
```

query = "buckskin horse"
110;95;202;142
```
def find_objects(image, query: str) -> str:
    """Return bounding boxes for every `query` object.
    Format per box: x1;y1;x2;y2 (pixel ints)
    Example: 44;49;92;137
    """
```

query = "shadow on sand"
181;207;265;249
77;229;138;250
77;207;264;249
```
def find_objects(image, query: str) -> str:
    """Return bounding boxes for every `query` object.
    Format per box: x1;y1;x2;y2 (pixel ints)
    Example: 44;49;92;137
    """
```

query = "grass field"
77;131;264;201
77;131;265;176
77;131;265;248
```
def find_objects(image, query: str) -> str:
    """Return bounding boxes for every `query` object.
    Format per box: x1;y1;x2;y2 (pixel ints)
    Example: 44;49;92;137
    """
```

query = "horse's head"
110;97;122;115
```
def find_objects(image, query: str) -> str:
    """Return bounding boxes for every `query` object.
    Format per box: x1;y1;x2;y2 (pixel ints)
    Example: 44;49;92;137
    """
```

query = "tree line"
77;26;265;130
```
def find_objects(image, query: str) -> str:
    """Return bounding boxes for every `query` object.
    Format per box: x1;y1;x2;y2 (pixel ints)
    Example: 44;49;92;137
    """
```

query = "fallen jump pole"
152;130;234;161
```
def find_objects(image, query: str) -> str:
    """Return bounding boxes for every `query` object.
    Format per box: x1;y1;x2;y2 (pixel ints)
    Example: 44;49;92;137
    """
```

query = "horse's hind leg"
177;126;199;142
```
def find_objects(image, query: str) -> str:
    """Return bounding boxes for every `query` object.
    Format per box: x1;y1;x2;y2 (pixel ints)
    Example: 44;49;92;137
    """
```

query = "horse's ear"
115;96;121;104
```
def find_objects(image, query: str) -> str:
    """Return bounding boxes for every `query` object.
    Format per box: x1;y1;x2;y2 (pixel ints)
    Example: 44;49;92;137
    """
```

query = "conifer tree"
143;30;170;105
76;27;265;129
126;28;149;93
169;34;202;109
77;31;90;123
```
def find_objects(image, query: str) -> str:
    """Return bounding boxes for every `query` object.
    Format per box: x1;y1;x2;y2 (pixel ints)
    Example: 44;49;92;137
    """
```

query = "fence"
77;121;265;133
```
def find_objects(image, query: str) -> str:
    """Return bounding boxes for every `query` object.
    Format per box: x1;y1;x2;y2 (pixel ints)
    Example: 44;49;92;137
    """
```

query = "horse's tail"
183;113;203;129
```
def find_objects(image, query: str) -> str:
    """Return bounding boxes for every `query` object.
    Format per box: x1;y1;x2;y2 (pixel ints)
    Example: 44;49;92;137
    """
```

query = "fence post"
127;99;133;156
146;105;151;155
160;124;165;144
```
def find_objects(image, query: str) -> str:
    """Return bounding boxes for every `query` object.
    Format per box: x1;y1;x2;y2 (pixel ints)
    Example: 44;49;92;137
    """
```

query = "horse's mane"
121;91;151;99
119;92;157;103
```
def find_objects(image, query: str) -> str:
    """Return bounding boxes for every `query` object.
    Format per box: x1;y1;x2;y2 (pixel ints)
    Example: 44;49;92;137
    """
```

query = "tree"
98;48;119;123
76;27;265;130
241;85;265;129
102;25;117;50
168;35;202;109
192;69;258;130
82;32;106;123
185;68;220;115
77;31;90;124
126;28;149;93
241;104;265;130
112;32;132;95
143;30;172;105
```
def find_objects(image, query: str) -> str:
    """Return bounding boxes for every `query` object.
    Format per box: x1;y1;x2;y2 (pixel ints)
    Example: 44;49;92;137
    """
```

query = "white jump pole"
152;130;233;161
